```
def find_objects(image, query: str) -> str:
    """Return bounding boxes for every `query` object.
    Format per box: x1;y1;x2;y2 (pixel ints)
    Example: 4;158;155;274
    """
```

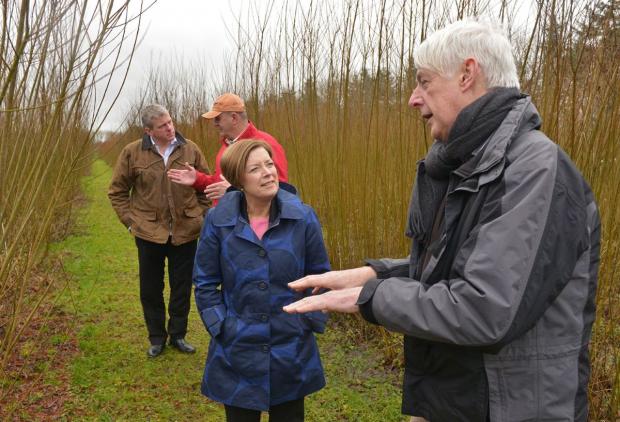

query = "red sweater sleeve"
192;171;219;191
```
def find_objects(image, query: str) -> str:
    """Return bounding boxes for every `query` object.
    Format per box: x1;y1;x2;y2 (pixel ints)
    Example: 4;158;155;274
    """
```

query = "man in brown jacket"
108;104;210;358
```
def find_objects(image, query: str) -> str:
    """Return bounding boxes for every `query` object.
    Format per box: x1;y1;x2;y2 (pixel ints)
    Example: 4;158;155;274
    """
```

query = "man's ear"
460;58;480;90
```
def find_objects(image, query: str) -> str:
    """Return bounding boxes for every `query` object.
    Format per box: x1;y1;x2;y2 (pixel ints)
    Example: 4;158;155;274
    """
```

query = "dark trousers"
135;237;197;345
224;398;304;422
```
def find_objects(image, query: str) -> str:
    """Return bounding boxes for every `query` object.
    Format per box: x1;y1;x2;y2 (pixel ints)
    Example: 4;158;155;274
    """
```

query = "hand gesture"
283;287;363;314
205;174;231;201
283;267;376;315
167;162;197;186
288;266;377;294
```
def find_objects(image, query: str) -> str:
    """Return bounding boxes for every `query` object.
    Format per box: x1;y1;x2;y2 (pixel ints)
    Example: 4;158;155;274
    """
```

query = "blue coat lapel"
211;189;304;246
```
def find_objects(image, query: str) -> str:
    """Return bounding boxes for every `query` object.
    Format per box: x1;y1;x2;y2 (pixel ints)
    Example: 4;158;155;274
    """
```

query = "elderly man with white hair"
284;17;600;421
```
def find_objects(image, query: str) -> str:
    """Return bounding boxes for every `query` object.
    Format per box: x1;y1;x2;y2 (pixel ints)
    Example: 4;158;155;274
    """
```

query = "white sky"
97;0;239;131
95;0;537;132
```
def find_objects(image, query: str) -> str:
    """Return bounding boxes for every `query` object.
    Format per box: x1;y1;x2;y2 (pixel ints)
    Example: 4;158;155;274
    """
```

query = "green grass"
49;159;405;421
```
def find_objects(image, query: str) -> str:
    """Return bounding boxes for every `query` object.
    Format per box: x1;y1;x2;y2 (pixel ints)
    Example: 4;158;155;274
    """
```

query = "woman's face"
241;147;279;202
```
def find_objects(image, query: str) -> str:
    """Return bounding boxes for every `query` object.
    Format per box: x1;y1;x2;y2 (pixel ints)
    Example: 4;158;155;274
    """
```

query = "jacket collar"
407;96;542;241
211;188;304;228
220;121;259;146
141;131;187;150
452;96;542;180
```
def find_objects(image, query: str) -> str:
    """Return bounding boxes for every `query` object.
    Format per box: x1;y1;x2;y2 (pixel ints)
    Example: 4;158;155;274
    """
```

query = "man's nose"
408;88;422;108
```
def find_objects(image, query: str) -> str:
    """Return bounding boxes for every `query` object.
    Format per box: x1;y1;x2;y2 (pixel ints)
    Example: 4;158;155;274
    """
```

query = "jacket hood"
211;188;305;227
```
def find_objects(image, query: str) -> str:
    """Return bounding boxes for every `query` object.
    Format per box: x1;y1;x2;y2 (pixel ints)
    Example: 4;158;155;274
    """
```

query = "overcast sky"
95;0;535;132
97;0;239;131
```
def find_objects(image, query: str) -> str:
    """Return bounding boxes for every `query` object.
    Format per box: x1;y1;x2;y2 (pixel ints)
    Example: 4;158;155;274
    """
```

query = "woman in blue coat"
193;139;330;422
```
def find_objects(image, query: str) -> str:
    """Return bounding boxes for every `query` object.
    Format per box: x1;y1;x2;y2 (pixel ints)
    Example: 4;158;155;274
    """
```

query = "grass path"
51;160;405;421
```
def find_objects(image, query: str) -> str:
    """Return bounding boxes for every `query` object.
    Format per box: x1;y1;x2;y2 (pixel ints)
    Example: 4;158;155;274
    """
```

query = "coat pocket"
300;312;328;334
183;206;204;236
184;206;204;218
133;161;161;188
130;208;157;235
135;209;157;220
200;304;226;337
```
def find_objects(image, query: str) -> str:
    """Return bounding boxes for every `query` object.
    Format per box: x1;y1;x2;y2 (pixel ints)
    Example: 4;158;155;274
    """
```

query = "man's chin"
431;130;447;143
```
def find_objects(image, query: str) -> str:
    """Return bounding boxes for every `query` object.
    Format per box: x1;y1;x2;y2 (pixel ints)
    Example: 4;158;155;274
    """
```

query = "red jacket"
193;122;288;193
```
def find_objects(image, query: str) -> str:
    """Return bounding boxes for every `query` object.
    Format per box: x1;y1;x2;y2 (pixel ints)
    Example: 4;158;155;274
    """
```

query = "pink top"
250;217;269;240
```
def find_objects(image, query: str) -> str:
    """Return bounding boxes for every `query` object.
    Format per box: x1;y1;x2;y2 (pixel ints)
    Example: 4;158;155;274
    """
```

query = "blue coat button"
258;249;266;257
262;344;269;353
258;281;267;290
260;314;269;322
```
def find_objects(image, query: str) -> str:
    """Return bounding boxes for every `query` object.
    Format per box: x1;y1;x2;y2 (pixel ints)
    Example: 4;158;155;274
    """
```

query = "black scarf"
408;87;523;245
424;87;523;180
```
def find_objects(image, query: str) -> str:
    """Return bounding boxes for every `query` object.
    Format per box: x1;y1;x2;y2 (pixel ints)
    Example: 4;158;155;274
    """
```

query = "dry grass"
0;0;145;402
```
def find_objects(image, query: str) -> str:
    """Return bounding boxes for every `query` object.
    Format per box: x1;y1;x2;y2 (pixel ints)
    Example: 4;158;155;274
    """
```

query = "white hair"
414;17;520;89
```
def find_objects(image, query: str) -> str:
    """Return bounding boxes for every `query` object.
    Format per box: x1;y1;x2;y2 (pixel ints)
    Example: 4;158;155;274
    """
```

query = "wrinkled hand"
288;266;377;294
167;162;197;186
283;287;363;314
205;174;230;201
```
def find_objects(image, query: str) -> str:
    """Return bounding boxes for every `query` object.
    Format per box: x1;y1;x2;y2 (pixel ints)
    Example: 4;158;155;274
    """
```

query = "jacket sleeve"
107;146;134;228
192;144;225;191
191;171;219;192
359;143;587;348
301;208;331;333
191;147;212;209
193;210;226;337
365;257;411;279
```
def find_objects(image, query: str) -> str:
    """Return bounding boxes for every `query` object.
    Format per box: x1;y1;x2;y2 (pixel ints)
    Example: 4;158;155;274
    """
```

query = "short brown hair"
220;139;273;188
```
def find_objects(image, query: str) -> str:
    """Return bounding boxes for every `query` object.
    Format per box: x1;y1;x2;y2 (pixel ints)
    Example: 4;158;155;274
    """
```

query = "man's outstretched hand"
167;162;197;186
283;266;377;314
283;287;363;314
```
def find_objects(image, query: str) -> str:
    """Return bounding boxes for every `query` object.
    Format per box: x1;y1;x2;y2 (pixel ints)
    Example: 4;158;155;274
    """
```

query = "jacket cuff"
200;304;226;337
356;278;383;325
192;171;209;191
365;259;394;279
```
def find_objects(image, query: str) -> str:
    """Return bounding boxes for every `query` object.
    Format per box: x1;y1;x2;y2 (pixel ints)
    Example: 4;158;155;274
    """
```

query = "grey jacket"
358;96;600;421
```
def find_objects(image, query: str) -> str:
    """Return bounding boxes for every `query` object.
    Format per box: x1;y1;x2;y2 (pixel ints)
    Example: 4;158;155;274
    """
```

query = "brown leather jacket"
108;133;210;245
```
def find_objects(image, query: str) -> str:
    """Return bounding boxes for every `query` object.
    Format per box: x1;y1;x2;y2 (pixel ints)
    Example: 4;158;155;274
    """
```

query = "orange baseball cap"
202;93;246;119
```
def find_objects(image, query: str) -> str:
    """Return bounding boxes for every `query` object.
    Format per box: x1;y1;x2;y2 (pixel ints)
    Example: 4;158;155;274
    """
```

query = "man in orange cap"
167;93;288;204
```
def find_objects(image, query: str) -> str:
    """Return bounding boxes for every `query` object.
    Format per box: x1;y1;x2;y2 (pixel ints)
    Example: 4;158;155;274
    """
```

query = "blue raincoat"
193;189;330;411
